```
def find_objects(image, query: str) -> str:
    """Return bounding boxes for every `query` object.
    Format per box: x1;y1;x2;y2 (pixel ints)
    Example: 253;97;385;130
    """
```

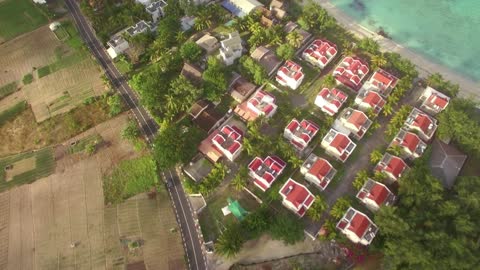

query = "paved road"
64;1;207;269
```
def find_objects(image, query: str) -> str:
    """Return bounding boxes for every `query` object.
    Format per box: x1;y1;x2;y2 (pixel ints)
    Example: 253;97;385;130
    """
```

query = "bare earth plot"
0;26;60;86
0;115;185;270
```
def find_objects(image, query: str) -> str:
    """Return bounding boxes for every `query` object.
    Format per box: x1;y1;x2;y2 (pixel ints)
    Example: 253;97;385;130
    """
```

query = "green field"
67;133;103;154
0;101;28;126
0;0;48;41
0;147;55;191
0;82;17;100
22;73;33;84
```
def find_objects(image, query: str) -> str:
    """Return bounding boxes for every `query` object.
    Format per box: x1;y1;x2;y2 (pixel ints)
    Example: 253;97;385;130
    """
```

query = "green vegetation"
103;155;158;204
384;105;412;139
231;167;248;191
37;65;52;78
276;44;296;61
0;0;48;41
183;163;227;196
22;73;33;85
180;41;203;63
121;120;145;151
114;55;133;74
203;57;229;102
67;134;103;155
0;82;18;100
0;101;28;126
426;73;459;97
238;56;267;85
353;169;369;191
307;195;328;221
107;93;124;116
0;147;55;191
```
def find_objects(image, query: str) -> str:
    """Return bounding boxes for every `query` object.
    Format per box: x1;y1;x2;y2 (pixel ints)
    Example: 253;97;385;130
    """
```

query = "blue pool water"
329;0;480;80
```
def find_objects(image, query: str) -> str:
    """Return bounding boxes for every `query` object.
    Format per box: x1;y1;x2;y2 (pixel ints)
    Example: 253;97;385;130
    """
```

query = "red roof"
401;132;420;153
348;110;368;129
280;179;312;209
330;133;351;153
286;119;299;132
385;155;407;178
363;91;383;106
367;183;390;205
413;113;433;134
254;178;268;191
347;212;371;238
334;56;369;91
308;159;332;181
428;94;449;109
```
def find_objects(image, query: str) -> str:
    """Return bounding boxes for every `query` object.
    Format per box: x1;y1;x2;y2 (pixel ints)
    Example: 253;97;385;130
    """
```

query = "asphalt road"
64;1;207;269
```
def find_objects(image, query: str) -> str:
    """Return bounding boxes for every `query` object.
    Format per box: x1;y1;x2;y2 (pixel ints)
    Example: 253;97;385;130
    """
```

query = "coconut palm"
329;197;351;220
231;168;248;191
353;169;369;190
288;155;303;169
286;31;303;48
307;195;328;221
215;224;243;258
370;150;384;164
387;144;402;156
371;53;387;69
382;102;394;116
323;75;337;88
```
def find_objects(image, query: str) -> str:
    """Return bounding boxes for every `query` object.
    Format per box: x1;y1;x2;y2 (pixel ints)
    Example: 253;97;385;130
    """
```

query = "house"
260;15;274;28
269;0;286;20
429;140;467;189
354;90;386;115
107;34;129;59
403;108;438;141
125;20;152;36
229;73;257;102
196;33;220;54
146;0;167;23
250;46;282;77
360;69;398;97
337;108;372;140
189;100;226;133
336;207;378;245
284;118;319;151
279;179;315;217
181;63;203;86
419;86;450;115
314;88;348;116
181;16;196;31
235;89;277;121
300;154;337;190
220;32;243;66
183;154;214;182
356;179;396;212
375;153;409;183
283;22;312;48
391;129;427;159
321;129;357;162
333;56;369;91
270;0;284;10
302;39;338;69
276;60;305;90
248;156;286;191
211;125;244;161
221;0;263;17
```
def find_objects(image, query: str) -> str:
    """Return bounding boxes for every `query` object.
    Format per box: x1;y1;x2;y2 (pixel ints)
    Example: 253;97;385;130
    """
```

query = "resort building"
220;32;243;66
146;0;167;23
375;153;409;183
211;125;244;161
356;179;396;212
284;119;320;151
248;156;286;191
403;108;438;141
125;20;152;36
300;154;337;191
391;129;427;159
107;35;129;59
430;139;467;189
279;179;315;218
235;89;278;121
189;100;225;134
333;56;369;91
250;46;282;77
314;88;348;116
229;73;257;102
336;108;372;140
360;69;398;97
354;90;386;115
321;129;357;162
276;60;305;90
419;86;450;115
221;0;263;17
196;33;219;54
302;39;338;69
336;207;378;245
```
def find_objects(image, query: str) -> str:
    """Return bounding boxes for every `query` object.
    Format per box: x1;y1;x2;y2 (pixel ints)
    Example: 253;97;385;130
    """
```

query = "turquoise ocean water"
329;0;480;80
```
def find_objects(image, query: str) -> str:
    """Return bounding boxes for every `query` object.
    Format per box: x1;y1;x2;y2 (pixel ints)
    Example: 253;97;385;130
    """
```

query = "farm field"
0;0;48;42
0;114;185;270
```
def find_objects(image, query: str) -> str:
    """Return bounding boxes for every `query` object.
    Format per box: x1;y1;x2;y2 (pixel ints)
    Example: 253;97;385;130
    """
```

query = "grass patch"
0;101;28;126
53;26;70;41
37;65;51;78
0;147;55;191
114;57;132;74
22;73;33;85
0;82;17;100
67;133;103;154
103;154;158;204
0;0;48;41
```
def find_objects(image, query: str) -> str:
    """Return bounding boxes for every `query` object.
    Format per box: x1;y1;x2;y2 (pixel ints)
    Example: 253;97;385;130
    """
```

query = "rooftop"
315;87;348;116
356;179;396;209
362;69;398;97
284;119;320;150
430;139;467;189
302;39;338;68
251;46;282;76
376;153;408;180
333;56;369;91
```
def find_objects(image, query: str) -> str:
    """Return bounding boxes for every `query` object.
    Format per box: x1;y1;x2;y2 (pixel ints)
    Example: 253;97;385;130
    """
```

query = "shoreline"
315;0;480;100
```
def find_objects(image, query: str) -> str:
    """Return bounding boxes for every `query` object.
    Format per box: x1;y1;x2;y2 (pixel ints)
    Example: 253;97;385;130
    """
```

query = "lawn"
0;101;28;126
102;154;159;204
0;0;48;41
0;82;17;100
22;73;33;85
0;147;55;191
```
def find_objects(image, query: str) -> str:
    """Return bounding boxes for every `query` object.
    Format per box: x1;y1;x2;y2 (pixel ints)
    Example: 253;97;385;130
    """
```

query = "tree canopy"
276;44;295;61
202;57;228;102
180;41;203;63
239;56;267;85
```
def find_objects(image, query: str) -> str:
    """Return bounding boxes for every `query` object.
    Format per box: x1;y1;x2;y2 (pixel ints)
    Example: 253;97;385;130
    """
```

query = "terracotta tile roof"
347;212;371;238
308;159;332;181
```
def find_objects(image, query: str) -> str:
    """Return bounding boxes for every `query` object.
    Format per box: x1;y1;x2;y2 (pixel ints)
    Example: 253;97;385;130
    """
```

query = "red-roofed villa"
321;129;357;162
314;87;348;116
360;69;398;97
333;56;369;91
302;39;338;69
337;108;372;140
279;178;315;217
300;154;337;190
404;108;438;141
211;125;244;161
356;179;396;211
390;129;427;159
375;153;409;183
283;119;320;151
336;207;378;245
276;60;305;90
354;90;386;115
248;156;286;192
419;86;450;115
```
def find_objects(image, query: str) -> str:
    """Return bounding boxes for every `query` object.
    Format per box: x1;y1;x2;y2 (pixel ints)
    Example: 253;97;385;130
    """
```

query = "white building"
146;0;168;23
220;32;243;66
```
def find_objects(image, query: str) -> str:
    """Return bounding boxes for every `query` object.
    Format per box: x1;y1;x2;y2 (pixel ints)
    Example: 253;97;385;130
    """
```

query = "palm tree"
371;53;387;69
426;72;444;87
330;197;351;220
194;9;213;31
215;225;243;258
382;102;394;116
307;195;328;221
353;170;369;190
323;75;337;88
286;31;303;48
370;150;383;164
165;94;177;112
387;144;402;156
373;171;388;182
231;167;248;191
176;31;186;44
288;155;303;169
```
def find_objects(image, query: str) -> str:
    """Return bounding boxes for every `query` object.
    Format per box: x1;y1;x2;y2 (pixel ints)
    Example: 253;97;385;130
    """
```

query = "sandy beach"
315;0;480;100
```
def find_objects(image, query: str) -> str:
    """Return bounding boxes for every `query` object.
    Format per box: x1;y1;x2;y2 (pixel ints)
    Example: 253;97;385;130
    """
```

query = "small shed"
49;22;61;31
